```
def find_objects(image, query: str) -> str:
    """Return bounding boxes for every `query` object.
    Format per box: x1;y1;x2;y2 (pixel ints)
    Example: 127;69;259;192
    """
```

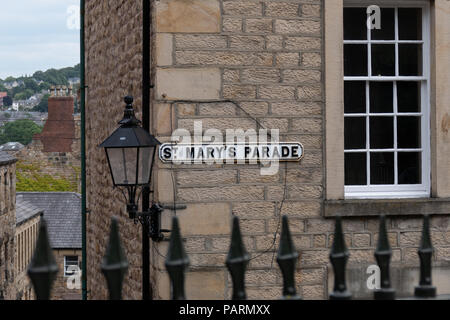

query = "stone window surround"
324;0;450;216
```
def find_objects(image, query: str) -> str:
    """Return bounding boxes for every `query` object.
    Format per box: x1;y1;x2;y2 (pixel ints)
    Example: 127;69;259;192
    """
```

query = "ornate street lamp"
100;96;164;241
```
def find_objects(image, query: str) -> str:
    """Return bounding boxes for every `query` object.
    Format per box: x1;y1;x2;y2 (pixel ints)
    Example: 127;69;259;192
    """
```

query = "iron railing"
27;214;449;300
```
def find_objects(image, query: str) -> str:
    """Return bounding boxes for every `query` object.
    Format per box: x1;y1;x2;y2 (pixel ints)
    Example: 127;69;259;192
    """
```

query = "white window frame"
64;255;79;277
344;0;430;199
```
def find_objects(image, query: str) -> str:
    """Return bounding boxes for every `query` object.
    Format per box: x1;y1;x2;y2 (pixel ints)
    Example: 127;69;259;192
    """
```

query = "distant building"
67;77;80;85
0;92;7;107
16;192;82;300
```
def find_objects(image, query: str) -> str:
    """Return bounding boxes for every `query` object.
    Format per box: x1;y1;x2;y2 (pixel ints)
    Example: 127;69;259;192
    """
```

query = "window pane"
345;44;368;76
370;82;393;113
370;117;393;149
345;81;366;113
345;153;367;185
398;116;421;148
138;147;155;184
344;8;367;40
398;152;421;184
371;8;395;40
370;152;394;184
107;148;138;185
398;8;422;40
399;44;422;76
345;117;366;149
397;81;421;113
372;45;395;76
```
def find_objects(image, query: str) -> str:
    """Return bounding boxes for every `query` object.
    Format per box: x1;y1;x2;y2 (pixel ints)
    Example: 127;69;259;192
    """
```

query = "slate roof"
16;192;81;249
0;142;25;152
16;198;43;225
0;150;16;165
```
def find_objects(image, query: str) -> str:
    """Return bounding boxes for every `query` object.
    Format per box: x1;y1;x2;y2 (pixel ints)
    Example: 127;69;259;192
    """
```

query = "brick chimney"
34;86;75;152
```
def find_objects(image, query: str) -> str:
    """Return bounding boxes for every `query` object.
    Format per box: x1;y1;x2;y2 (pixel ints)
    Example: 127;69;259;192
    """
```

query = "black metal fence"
28;214;449;300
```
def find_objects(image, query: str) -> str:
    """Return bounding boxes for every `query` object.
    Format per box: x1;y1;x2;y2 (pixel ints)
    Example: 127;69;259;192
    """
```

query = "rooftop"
16;192;81;249
0;150;17;165
0;142;25;152
16;198;43;225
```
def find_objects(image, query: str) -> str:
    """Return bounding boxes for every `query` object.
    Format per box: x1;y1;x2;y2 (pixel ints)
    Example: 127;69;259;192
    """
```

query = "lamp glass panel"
138;147;155;184
107;147;138;185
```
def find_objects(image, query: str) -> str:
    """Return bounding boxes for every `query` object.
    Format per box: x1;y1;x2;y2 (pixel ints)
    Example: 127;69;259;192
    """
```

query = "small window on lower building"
64;256;79;277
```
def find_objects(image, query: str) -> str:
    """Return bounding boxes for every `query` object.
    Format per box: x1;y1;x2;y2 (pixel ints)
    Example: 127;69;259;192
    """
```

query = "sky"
0;0;80;79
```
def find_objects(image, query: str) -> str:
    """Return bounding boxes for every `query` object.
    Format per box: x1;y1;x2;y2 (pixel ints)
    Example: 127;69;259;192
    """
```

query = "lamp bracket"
133;203;166;242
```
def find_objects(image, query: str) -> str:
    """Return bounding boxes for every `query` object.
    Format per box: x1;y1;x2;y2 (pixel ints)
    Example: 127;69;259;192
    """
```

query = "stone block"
275;19;321;35
156;0;221;33
156;33;173;66
156;68;221;100
162;203;231;236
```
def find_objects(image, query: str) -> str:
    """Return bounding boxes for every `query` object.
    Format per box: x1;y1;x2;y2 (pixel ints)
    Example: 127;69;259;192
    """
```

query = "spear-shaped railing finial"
374;215;396;300
27;218;58;300
277;216;301;299
101;217;129;300
329;215;351;300
165;216;189;300
414;214;436;298
226;216;250;300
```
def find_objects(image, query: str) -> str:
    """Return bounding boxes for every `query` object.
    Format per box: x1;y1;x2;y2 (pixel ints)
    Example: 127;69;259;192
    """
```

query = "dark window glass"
398;152;421;184
398;117;421;148
345;117;366;149
344;8;368;40
370;152;394;184
398;8;422;40
372;45;395;76
344;44;368;76
345;81;366;113
371;8;395;40
370;82;393;113
345;153;367;185
397;81;421;112
370;117;393;149
399;44;422;76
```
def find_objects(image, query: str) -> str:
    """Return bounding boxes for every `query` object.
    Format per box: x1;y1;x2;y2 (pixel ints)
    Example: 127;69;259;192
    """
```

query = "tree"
2;96;12;107
32;94;49;112
0;119;42;145
24;78;39;92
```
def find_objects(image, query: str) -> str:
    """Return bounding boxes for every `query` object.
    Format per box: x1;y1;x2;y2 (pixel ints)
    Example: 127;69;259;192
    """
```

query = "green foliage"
14;89;34;100
0;119;42;145
16;162;78;192
4;76;15;82
32;93;49;112
24;78;39;92
3;64;80;105
4;112;11;118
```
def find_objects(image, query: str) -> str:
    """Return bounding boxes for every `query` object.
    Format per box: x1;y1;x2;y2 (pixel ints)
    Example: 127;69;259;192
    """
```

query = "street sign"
159;143;304;164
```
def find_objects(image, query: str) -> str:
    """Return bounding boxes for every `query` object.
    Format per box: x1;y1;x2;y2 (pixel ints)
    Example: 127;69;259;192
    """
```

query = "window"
64;256;79;277
343;2;430;199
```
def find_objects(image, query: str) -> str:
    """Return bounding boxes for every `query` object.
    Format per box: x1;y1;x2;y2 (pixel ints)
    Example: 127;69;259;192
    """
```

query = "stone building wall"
0;161;16;299
51;249;82;300
14;110;81;193
84;0;145;300
14;214;39;300
84;0;450;300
